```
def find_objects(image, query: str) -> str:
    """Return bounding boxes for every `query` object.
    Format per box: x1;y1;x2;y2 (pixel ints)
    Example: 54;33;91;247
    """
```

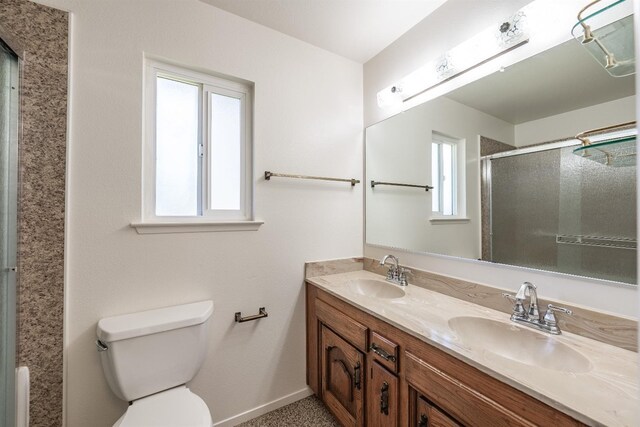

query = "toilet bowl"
113;386;211;427
96;300;214;427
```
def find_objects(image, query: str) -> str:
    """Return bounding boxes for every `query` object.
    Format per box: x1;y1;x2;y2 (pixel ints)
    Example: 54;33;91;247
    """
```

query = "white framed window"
134;59;261;233
429;132;468;224
431;133;460;217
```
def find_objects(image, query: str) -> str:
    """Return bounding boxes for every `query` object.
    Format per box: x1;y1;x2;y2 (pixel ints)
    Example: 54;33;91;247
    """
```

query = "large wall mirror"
366;33;636;285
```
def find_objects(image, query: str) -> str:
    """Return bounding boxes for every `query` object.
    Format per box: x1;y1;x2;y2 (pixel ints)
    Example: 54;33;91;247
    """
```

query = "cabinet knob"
418;413;428;427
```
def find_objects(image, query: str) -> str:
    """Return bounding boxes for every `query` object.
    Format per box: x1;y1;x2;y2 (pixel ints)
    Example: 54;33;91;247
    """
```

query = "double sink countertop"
307;270;638;427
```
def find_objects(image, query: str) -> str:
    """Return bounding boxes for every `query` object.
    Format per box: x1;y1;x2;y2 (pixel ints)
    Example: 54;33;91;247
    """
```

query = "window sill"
130;220;264;234
429;217;470;224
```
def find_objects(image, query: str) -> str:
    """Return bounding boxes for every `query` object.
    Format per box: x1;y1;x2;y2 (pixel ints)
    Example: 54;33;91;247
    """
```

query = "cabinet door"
416;396;461;427
321;326;364;427
367;361;398;427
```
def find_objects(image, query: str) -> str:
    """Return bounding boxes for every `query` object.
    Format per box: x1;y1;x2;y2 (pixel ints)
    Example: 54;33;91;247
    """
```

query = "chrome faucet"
379;255;411;286
502;282;572;335
515;281;540;320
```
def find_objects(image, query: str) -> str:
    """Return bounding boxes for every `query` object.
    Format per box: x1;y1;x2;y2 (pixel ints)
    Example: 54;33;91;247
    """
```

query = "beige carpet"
236;395;339;426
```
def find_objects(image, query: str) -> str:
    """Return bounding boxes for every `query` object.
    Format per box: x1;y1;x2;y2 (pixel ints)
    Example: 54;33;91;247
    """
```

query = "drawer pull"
418;413;428;427
380;381;389;415
370;343;396;362
354;362;361;390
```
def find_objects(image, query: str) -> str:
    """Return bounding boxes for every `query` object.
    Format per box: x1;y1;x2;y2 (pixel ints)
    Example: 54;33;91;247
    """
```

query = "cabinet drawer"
405;351;535;427
370;331;399;373
316;298;368;352
416;395;462;427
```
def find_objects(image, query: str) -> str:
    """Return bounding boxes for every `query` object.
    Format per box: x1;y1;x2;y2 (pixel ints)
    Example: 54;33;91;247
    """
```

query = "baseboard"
213;387;313;427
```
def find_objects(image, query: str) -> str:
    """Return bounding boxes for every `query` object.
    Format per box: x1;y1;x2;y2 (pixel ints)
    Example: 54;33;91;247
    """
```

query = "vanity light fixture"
377;8;531;109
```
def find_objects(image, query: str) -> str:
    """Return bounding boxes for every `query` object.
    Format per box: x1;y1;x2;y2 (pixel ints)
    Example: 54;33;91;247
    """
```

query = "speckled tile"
0;1;68;426
236;396;339;427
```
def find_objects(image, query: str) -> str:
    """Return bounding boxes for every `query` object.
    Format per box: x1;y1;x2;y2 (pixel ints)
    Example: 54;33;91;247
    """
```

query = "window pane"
431;143;440;212
155;77;199;216
210;93;241;210
442;143;454;215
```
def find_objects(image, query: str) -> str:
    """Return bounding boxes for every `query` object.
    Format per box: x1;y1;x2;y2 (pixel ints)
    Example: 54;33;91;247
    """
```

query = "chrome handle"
235;307;268;323
542;304;573;330
370;343;396;362
95;340;108;352
399;268;412;285
547;304;572;315
502;292;516;302
502;293;526;317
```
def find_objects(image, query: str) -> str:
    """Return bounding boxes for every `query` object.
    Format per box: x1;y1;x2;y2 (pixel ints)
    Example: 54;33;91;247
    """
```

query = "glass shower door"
0;39;19;427
489;143;636;284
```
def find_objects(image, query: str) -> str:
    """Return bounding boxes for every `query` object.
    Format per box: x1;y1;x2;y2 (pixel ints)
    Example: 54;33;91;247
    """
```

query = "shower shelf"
572;0;634;77
556;234;636;250
572;135;636;167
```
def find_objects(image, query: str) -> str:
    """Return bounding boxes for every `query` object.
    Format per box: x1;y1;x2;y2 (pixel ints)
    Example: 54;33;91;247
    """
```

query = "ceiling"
445;39;635;124
199;0;448;63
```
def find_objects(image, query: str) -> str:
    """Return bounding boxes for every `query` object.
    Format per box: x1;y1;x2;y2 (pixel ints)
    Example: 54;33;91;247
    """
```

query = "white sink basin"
346;279;406;299
448;316;592;373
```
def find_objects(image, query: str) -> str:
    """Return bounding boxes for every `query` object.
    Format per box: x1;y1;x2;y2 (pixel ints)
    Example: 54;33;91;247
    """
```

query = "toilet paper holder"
235;307;268;323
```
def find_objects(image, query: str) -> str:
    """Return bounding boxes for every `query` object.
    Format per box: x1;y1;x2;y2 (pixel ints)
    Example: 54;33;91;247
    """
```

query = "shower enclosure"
486;142;636;284
0;38;19;427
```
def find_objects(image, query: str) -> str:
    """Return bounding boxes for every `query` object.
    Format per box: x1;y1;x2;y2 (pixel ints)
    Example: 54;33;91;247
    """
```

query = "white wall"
366;96;513;257
363;0;638;317
515;96;636;147
35;0;363;425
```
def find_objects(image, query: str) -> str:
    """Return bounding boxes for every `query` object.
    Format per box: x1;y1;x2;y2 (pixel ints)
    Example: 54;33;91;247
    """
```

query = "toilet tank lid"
97;300;214;342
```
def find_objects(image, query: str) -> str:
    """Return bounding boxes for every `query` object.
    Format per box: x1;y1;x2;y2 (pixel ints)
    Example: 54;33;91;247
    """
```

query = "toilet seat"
114;386;212;427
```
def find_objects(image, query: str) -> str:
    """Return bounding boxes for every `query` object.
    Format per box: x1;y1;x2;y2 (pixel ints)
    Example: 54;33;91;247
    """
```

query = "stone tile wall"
0;1;67;425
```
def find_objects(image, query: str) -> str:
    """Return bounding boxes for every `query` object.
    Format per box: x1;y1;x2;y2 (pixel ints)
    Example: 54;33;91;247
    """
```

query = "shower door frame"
483;139;581;262
0;33;21;427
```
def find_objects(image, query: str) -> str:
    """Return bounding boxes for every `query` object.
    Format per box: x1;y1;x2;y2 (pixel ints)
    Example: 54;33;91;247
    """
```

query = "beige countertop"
307;270;638;427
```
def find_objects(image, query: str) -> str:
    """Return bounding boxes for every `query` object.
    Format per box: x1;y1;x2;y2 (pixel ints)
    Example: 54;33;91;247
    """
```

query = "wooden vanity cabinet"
414;394;461;427
306;282;585;427
321;325;365;427
367;360;398;427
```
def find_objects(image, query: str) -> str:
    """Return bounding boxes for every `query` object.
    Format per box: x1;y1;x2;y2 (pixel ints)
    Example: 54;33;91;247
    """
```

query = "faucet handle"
398;268;412;286
543;304;572;327
502;293;526;317
502;292;516;302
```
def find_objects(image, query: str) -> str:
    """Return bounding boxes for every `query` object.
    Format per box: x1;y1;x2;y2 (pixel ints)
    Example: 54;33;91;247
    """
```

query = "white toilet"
96;300;214;427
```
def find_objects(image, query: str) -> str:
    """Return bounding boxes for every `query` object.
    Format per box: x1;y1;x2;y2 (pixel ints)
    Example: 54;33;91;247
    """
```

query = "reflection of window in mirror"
431;133;460;216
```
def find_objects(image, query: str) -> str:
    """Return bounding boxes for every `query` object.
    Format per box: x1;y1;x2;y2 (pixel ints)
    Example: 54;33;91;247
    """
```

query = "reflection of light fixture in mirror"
572;0;634;77
377;8;531;109
376;84;403;109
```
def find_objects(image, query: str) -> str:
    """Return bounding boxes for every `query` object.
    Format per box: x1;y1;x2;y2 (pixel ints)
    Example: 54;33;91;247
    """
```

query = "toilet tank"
96;300;214;402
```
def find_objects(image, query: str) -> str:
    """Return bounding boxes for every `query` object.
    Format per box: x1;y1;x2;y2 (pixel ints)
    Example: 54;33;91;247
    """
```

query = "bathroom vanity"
306;270;638;427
